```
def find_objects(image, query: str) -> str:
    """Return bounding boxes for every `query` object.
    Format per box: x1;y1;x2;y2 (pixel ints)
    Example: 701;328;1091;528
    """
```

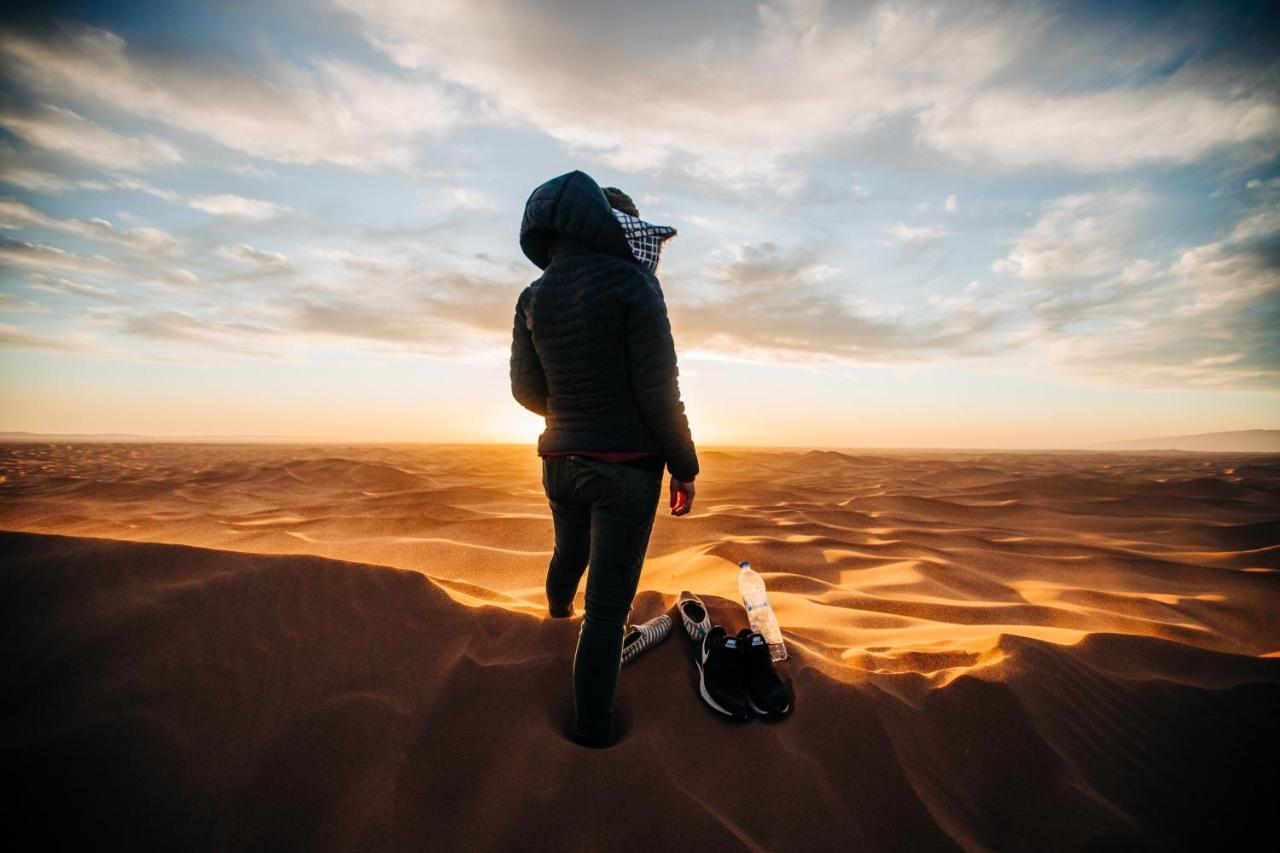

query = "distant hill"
1094;429;1280;452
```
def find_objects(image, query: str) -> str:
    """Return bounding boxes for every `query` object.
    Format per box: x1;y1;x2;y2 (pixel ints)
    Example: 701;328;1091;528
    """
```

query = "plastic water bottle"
738;560;787;661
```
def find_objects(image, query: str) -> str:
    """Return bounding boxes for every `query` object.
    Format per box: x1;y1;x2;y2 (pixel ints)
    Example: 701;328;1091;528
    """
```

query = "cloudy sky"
1;0;1277;448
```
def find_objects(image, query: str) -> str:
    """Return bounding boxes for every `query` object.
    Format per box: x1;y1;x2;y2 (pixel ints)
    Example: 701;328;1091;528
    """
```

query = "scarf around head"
612;209;677;272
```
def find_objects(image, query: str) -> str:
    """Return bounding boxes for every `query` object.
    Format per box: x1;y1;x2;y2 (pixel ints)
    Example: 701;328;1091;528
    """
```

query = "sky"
0;0;1277;449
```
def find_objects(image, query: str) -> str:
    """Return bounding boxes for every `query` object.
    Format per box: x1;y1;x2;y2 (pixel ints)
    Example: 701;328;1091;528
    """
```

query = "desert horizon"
2;427;1279;453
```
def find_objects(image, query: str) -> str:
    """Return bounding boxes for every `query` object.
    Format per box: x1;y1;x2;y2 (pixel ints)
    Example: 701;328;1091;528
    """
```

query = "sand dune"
3;442;1279;849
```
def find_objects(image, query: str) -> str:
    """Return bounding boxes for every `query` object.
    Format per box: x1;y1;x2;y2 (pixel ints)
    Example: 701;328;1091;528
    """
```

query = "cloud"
920;85;1280;172
293;297;425;343
0;25;462;171
0;168;187;201
446;188;494;212
0;144;77;191
26;273;123;302
701;241;835;292
0;104;181;170
117;309;217;342
0;291;43;312
1229;207;1280;242
666;211;1279;391
15;235;523;362
675;241;1011;362
104;307;283;357
886;222;950;244
1007;199;1280;388
0;160;284;229
333;0;1280;184
0;319;106;353
0;198;181;254
0;236;119;275
1037;238;1280;389
335;0;1037;185
227;163;277;179
944;194;958;213
160;268;200;287
189;194;288;220
799;179;874;206
107;176;183;202
4;3;1271;191
992;191;1148;283
216;243;292;271
293;247;520;345
0;166;73;192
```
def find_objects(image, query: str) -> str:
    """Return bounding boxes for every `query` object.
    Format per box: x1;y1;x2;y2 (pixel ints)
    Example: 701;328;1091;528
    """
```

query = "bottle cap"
739;561;750;569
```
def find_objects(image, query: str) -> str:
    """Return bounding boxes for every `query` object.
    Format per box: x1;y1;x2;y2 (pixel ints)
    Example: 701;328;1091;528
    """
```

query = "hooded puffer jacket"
510;170;699;482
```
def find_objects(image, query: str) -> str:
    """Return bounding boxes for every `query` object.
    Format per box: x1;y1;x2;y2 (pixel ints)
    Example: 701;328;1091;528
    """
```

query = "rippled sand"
3;442;1278;849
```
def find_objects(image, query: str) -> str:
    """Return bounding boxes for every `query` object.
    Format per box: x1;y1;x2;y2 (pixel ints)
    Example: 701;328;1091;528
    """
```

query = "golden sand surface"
3;442;1278;850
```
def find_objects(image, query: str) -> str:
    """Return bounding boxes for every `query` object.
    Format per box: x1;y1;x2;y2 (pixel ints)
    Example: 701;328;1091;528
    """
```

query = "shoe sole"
748;696;791;716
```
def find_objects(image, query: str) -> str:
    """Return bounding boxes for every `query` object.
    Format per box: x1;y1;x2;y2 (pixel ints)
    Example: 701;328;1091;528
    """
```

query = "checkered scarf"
612;209;677;272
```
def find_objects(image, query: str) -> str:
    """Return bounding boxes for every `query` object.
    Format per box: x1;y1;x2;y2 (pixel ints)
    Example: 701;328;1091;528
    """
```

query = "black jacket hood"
519;170;634;270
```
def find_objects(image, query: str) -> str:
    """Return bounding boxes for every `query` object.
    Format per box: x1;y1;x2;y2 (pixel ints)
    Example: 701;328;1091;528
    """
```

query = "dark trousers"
542;454;663;744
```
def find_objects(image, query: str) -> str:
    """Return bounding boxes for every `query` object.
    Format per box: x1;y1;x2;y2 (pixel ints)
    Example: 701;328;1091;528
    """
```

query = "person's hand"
669;477;695;516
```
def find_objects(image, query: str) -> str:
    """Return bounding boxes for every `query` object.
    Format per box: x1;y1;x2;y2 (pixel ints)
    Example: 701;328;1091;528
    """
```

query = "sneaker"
693;626;753;720
737;629;792;717
677;590;712;641
621;614;672;666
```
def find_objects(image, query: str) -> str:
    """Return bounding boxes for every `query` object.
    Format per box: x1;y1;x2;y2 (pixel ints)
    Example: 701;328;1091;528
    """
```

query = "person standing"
510;170;698;748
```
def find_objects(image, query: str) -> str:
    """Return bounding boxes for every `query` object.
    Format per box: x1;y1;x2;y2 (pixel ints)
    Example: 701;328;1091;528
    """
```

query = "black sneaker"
737;629;792;717
693;626;752;720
